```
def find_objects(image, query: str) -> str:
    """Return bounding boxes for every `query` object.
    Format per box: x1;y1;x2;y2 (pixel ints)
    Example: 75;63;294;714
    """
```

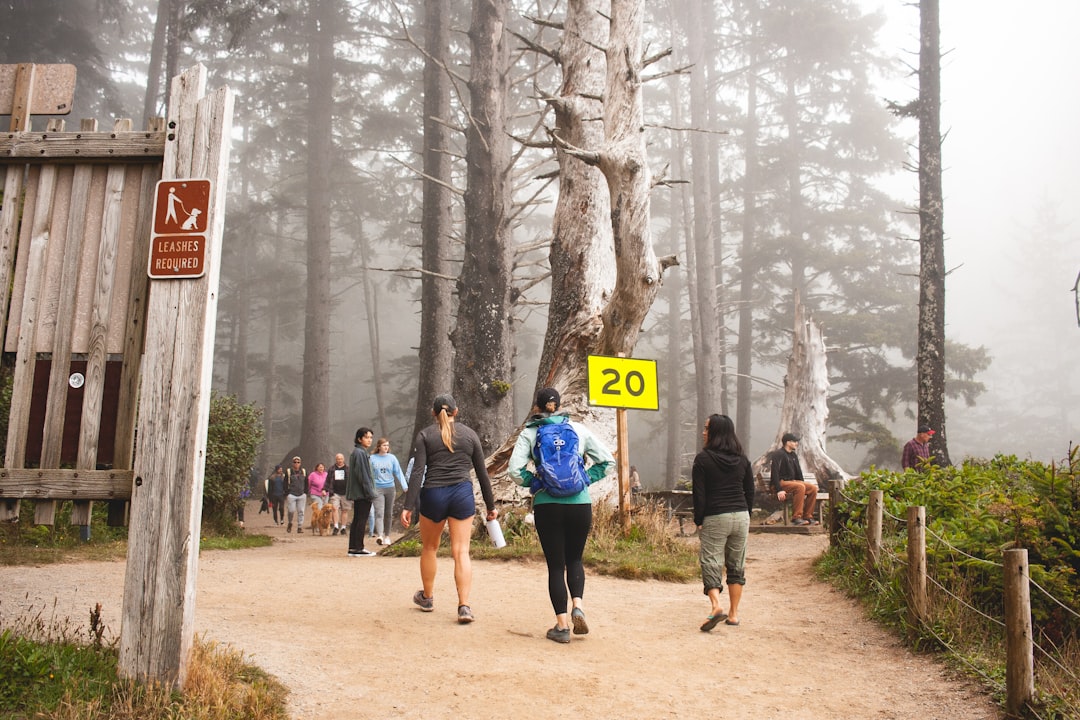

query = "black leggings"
533;502;592;615
269;494;285;524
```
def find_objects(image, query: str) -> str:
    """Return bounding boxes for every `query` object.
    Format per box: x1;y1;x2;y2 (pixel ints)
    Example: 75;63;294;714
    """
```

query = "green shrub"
835;449;1079;629
824;447;1080;716
201;392;264;536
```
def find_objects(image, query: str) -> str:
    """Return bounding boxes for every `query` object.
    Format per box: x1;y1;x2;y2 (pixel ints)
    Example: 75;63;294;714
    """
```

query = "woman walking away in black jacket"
692;414;754;631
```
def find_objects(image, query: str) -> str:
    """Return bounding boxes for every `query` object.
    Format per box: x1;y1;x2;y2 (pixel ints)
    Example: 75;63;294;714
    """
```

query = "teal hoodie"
509;412;615;505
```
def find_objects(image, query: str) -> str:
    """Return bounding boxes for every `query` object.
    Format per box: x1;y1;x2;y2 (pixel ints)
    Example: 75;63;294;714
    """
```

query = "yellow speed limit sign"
587;355;659;411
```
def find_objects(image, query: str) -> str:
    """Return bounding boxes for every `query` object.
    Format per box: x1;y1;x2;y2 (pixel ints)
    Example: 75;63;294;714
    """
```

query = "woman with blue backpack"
509;387;614;643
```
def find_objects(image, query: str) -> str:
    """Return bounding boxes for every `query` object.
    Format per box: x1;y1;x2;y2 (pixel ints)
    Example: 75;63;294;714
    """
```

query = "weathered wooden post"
827;478;839;544
118;64;234;688
616;407;631;534
906;505;927;628
866;489;883;571
1003;548;1034;716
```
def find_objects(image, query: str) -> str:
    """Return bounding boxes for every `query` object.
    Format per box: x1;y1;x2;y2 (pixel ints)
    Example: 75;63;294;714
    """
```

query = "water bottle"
486;518;506;548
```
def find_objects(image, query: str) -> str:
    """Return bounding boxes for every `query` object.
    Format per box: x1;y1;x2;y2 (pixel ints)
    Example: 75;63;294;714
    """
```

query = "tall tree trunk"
683;0;722;419
452;0;515;451
357;219;388;434
663;254;683;491
703;2;728;417
488;0;680;503
300;0;334;466
917;0;950;465
413;0;455;443
736;27;760;448
665;2;689;490
783;72;807;297
143;0;169;124
532;0;614;400
164;0;185;92
227;122;252;403
260;210;285;475
260;275;279;475
595;0;671;356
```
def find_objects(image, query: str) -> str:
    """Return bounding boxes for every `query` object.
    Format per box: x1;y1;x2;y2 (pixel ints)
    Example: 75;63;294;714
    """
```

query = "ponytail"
436;408;456;452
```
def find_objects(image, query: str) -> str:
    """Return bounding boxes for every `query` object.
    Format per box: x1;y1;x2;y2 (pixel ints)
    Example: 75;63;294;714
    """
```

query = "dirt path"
0;505;1003;720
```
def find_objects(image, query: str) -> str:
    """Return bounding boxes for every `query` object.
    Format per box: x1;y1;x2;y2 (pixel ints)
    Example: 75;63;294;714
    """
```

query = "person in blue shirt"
370;437;408;546
509;387;614;644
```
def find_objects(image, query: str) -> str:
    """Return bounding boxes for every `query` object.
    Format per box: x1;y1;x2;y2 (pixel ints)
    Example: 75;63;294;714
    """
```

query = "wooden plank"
3;164;37;353
70;501;92;525
0;468;134;499
120;65;232;687
0;63;75;116
34;500;57;525
70;121;105;354
112;118;164;469
78;121;129;473
31;124;82;533
40;155;91;470
1;161;48;524
7;63;34;132
0;163;25;353
71;120;129;528
0;131;166;161
107;163;145;355
34;126;74;354
4;163;59;468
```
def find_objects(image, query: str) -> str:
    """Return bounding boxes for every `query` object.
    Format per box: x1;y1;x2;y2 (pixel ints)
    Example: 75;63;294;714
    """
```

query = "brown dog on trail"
309;503;334;536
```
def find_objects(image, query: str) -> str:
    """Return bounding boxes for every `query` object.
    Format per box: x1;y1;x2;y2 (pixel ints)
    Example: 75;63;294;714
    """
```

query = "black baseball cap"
535;387;561;410
917;424;935;435
433;394;457;413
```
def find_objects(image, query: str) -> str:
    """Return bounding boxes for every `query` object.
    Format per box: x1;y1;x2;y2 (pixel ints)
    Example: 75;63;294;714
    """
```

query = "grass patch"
198;534;274;552
0;604;288;720
381;499;700;583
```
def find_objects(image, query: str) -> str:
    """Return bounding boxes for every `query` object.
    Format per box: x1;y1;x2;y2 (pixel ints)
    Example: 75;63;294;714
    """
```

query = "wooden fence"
1;102;165;528
2;62;235;689
833;485;1041;717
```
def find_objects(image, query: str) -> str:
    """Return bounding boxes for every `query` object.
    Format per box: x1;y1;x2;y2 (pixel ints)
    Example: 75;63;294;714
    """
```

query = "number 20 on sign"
586;355;659;411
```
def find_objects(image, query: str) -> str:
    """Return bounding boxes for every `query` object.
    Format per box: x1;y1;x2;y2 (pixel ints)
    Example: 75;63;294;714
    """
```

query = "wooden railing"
829;483;1064;718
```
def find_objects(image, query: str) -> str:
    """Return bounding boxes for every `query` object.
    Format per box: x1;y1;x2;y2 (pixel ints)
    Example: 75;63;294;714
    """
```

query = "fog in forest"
890;1;1080;466
1;1;1077;488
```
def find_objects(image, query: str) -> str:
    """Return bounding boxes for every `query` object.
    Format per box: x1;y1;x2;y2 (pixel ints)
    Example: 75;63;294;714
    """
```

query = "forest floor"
0;501;1004;720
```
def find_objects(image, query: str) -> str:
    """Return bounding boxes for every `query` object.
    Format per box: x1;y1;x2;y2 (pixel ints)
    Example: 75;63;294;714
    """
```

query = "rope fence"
823;481;1080;720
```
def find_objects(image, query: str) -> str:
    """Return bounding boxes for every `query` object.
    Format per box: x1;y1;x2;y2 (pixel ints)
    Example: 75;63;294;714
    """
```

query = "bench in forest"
757;471;828;526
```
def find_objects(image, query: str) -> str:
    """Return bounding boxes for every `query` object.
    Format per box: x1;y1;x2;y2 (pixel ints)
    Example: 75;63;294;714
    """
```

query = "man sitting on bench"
769;433;818;526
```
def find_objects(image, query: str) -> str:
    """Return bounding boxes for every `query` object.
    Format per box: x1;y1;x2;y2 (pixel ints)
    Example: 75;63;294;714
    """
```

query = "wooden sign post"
118;65;234;688
586;354;659;533
0;63;76;131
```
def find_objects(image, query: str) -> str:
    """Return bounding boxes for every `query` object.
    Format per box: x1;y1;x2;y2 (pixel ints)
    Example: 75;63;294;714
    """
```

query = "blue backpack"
533;422;589;497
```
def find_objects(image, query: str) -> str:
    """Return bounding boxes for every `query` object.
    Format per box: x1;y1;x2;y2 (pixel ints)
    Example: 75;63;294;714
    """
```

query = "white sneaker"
382;535;391;546
376;536;384;546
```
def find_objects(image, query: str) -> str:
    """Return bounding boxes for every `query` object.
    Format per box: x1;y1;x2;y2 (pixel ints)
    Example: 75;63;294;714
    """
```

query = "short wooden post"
866;490;883;571
827;479;839;544
906;506;927;628
1;64;35;524
1003;548;1034;716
